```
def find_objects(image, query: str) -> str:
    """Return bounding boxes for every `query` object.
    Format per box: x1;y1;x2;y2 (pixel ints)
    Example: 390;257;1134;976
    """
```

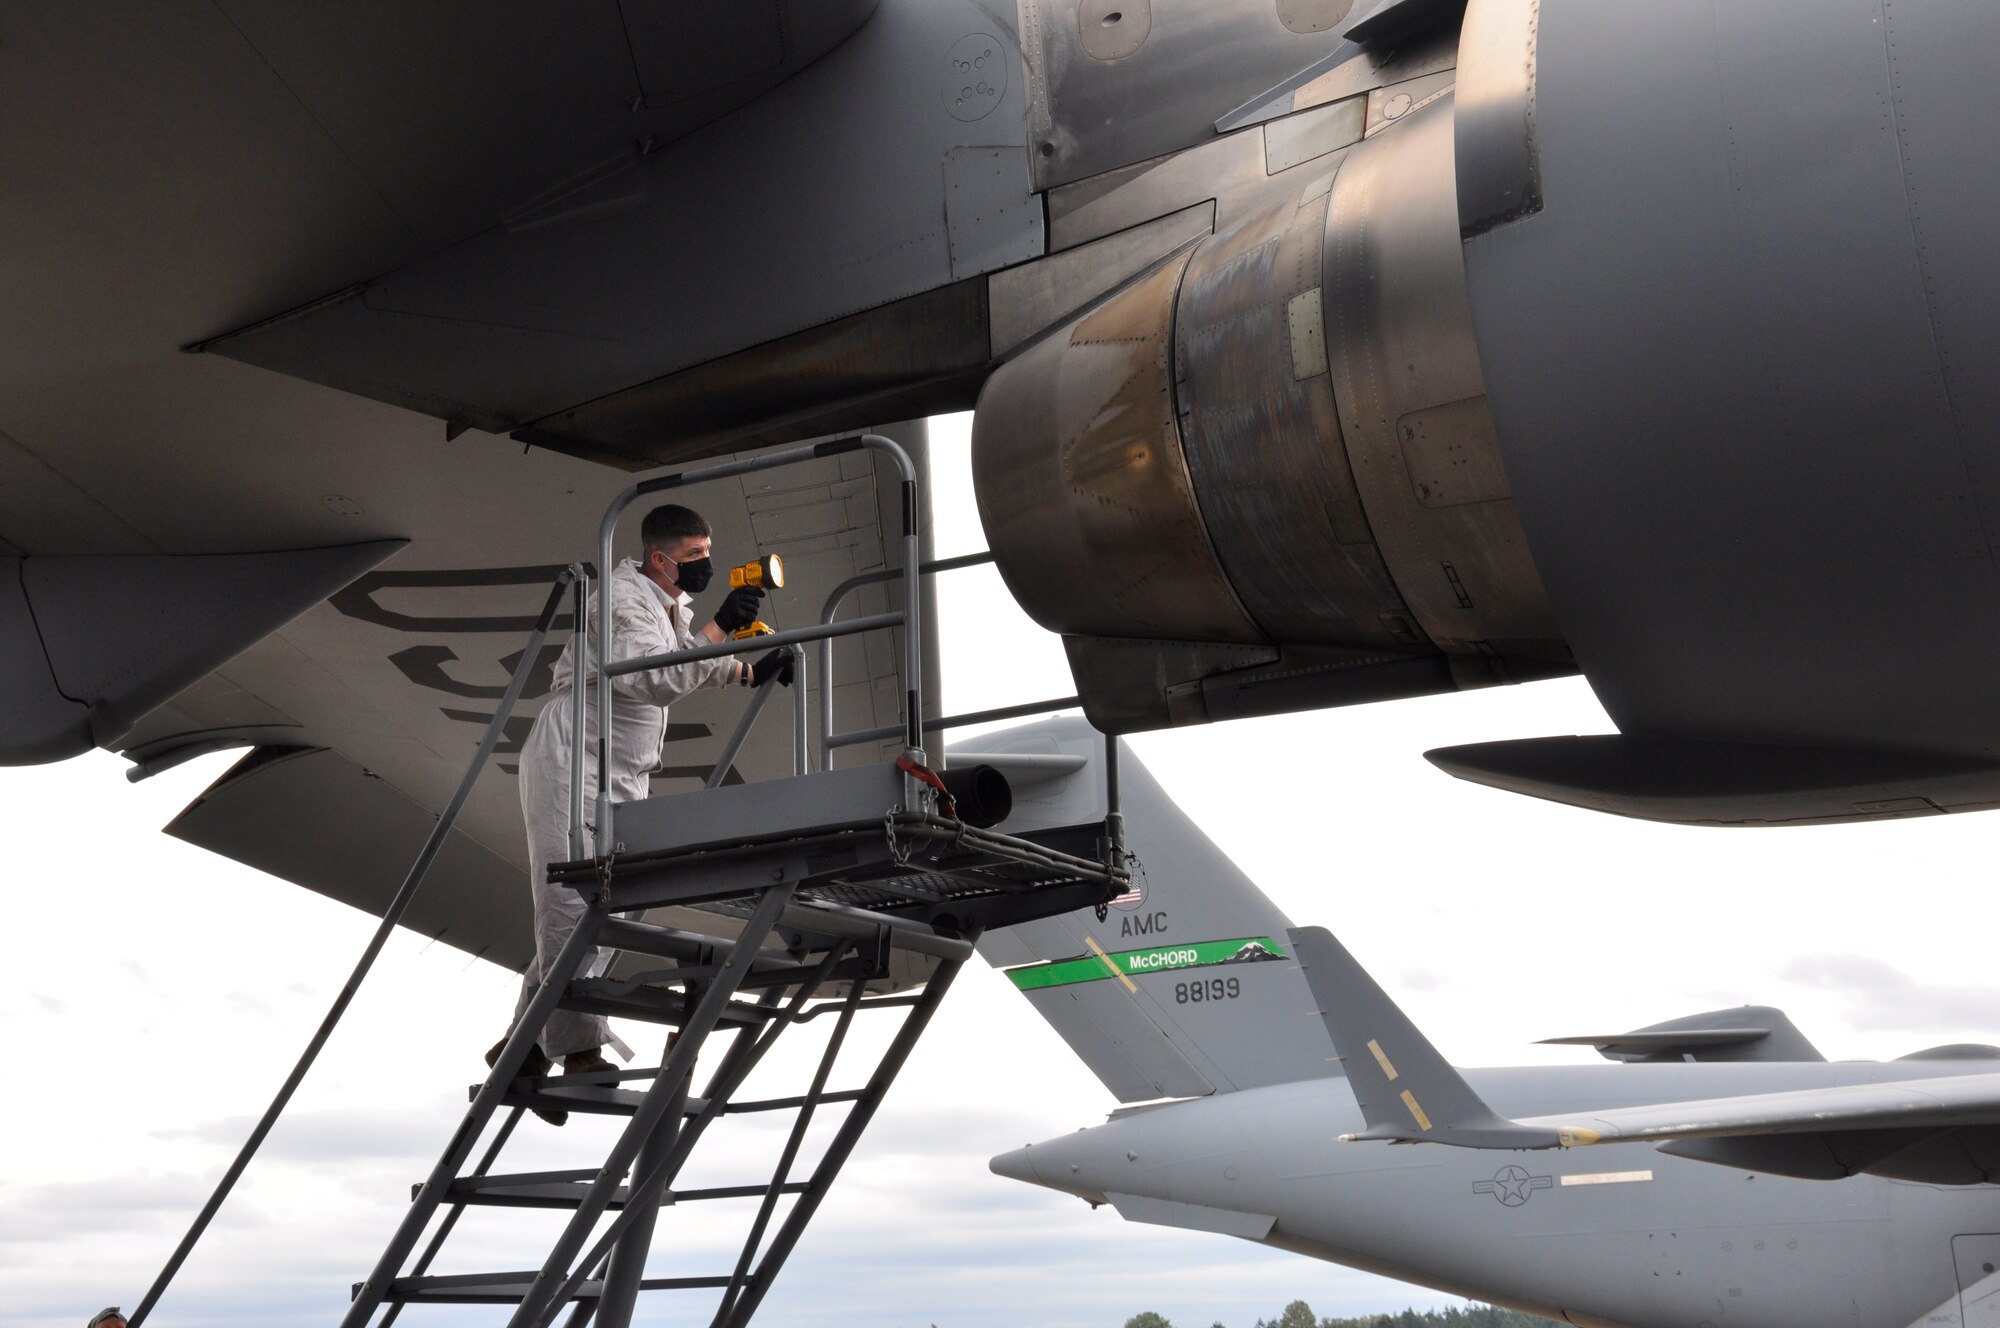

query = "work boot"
486;1038;565;1126
484;1037;554;1081
562;1050;617;1080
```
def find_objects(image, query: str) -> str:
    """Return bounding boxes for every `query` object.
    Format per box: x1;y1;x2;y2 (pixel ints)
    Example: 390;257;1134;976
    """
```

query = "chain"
883;808;907;866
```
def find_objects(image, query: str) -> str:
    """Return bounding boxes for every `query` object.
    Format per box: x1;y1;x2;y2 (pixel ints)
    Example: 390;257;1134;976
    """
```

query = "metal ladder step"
727;1088;867;1114
436;1171;811;1210
490;1080;699;1119
440;1170;629;1211
676;1182;810;1202
376;1270;737;1304
559;984;785;1029
484;1080;860;1119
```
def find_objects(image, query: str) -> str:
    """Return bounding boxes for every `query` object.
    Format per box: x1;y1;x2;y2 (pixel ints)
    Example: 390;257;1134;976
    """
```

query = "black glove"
714;585;765;633
747;647;795;689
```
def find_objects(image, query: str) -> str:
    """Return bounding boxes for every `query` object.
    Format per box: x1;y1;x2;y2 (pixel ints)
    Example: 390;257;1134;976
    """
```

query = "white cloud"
1777;953;2000;1037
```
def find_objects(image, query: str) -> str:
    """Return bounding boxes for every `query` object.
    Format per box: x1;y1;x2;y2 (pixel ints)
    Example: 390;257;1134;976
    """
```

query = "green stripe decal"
1005;937;1288;991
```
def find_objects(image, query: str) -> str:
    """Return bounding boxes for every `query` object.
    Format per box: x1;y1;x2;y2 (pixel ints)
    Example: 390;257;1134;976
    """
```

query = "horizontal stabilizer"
1289;926;1559;1148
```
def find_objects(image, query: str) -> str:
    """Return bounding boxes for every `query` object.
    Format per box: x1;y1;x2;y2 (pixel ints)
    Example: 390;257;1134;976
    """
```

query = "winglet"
1288;926;1561;1149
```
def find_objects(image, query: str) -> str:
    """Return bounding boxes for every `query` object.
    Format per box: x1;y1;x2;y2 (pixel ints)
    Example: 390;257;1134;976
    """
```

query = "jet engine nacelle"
975;0;2000;825
975;81;1574;734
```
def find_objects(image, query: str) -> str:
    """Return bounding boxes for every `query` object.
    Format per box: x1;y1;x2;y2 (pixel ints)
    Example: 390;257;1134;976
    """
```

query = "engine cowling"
974;88;1571;733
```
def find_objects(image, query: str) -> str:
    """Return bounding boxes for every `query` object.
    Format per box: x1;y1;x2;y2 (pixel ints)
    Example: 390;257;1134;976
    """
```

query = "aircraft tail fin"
1289;925;1559;1148
954;718;1335;1103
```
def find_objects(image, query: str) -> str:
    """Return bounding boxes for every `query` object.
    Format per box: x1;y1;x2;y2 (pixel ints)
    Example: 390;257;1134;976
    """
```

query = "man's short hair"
88;1310;125;1328
640;504;711;554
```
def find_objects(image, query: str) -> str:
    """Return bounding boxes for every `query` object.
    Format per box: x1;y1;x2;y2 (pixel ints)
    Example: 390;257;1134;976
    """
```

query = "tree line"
1124;1300;1559;1328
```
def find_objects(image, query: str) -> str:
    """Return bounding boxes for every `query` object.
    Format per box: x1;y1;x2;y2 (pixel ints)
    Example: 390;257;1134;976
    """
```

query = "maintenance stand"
314;434;1132;1327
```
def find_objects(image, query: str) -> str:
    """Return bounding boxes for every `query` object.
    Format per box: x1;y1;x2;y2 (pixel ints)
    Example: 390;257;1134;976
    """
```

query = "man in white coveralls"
490;503;793;1119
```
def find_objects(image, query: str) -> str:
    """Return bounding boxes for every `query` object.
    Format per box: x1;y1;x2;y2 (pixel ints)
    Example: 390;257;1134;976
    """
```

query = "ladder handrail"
130;564;585;1328
814;551;993;767
824;694;1085;753
703;645;804;789
588;434;922;850
808;551;1086;760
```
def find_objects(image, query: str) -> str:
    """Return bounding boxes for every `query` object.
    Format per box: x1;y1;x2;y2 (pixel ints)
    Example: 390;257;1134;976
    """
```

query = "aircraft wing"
1293;923;2000;1184
1511;1074;2000;1147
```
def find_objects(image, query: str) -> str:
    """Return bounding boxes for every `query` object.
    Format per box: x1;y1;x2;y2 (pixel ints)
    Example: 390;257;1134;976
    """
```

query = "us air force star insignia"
1472;1164;1554;1207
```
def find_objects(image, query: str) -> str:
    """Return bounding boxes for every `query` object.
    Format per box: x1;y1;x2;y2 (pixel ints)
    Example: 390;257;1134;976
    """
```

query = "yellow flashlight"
728;553;784;591
728;553;784;638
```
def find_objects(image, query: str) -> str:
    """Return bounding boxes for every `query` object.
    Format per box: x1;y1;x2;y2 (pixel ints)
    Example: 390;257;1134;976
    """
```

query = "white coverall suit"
511;557;741;1059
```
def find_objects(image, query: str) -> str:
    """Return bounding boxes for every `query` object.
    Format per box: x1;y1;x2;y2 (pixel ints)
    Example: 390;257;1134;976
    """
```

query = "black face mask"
671;554;714;594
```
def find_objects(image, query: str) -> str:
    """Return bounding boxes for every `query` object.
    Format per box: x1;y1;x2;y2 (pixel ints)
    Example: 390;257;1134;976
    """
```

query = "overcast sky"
6;413;1999;1328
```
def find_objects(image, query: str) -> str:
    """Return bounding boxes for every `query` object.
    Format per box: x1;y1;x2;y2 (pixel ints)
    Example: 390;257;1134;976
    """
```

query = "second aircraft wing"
1291;925;2000;1184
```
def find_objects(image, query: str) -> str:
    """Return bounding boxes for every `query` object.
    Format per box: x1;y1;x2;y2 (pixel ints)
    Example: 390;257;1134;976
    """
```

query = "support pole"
1104;730;1125;862
594;1037;691;1328
790;643;808;775
135;568;580;1328
569;570;590;860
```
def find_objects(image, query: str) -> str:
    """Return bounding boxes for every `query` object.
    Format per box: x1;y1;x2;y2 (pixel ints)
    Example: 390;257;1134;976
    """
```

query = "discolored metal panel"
1171;181;1414;647
1047;131;1273;253
1024;0;1350;189
973;253;1264;643
1263;95;1368;173
1321;92;1563;661
1219;22;1458;131
1400;397;1512;507
988;203;1215;354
